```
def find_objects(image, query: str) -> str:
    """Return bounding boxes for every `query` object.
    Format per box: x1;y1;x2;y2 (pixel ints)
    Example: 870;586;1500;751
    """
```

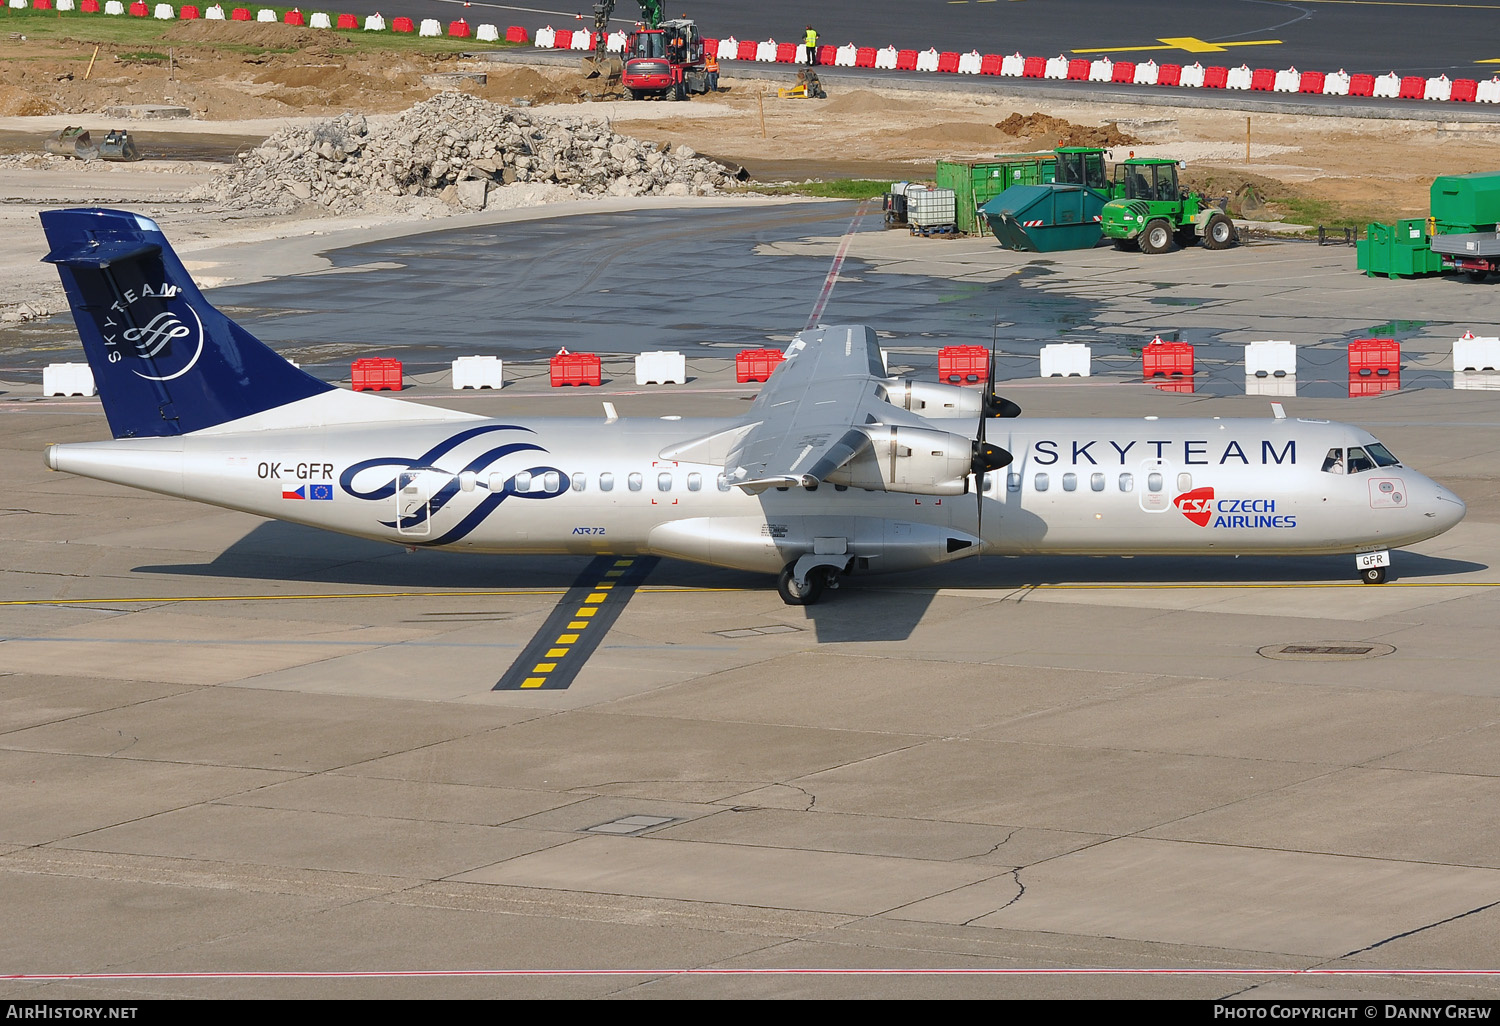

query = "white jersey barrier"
1373;73;1401;98
1274;67;1299;92
756;40;777;62
104;1;123;13
1000;52;1024;77
43;363;96;397
875;46;898;70
1245;340;1297;378
419;18;441;37
635;351;687;386
1040;343;1091;378
607;31;627;52
153;3;173;18
452;356;504;390
1425;75;1452;101
1134;60;1158;85
205;3;223;17
1045;55;1068;80
534;26;555;47
916;49;939;72
1323;70;1350;95
1480;77;1500;103
1089;58;1111;82
1180;62;1205;88
1226;64;1252;90
256;8;275;22
835;44;858;67
476;23;499;42
716;37;737;59
1454;332;1500;372
958;51;982;75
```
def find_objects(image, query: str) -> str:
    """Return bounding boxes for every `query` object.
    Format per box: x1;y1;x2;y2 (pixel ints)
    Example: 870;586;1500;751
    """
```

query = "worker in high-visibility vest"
705;50;720;92
804;25;819;66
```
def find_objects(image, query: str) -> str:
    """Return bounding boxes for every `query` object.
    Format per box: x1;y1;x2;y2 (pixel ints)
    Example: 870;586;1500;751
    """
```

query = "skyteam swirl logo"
338;424;568;545
123;311;191;359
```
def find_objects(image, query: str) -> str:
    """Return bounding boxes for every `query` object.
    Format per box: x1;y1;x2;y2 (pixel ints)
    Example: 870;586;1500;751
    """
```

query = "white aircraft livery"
40;208;1466;604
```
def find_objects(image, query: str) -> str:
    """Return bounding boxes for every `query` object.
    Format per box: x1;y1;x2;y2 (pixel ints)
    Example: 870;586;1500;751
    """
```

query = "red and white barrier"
1040;343;1091;378
834;43;857;67
42;363;96;397
916;48;939;72
476;23;498;42
1426;75;1452;101
716;36;737;60
875;46;897;70
1373;72;1400;97
1245;340;1297;379
958;51;982;75
1454;332;1500;372
635;351;687;386
534;25;555;47
104;1;123;13
452;356;504;390
1044;54;1068;79
1135;60;1158;85
1089;58;1111;82
418;17;439;36
1274;67;1299;92
607;30;626;52
1226;64;1252;89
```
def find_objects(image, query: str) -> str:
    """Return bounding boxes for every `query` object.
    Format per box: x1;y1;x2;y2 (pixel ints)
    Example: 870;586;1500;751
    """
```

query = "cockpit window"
1365;442;1401;467
1346;446;1375;474
1322;448;1345;474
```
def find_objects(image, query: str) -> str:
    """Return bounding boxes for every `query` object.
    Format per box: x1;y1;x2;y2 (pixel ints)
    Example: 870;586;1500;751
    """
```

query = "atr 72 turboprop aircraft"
39;208;1466;604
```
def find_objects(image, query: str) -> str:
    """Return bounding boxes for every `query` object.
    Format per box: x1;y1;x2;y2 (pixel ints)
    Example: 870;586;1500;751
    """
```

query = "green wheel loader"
1100;158;1237;254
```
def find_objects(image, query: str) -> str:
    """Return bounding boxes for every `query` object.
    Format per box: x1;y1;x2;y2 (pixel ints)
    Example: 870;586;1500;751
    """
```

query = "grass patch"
116;49;168;62
746;179;891;199
1266;195;1415;236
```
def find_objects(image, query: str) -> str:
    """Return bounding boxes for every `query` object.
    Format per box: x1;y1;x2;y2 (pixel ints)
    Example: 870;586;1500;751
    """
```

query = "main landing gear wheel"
777;563;826;605
1139;219;1174;254
1361;566;1388;585
1202;212;1237;250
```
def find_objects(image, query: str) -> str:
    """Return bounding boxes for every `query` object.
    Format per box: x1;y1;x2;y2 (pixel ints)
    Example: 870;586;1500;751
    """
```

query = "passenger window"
571;472;586;492
459;471;476;493
543;472;560;492
1177;473;1193;491
717;473;730;492
628;472;643;491
513;471;532;493
1322;448;1345;474
1147;472;1163;492
1346;446;1375;474
488;472;505;491
1008;472;1021;492
1091;473;1105;492
1119;473;1134;492
687;472;702;492
1035;473;1050;492
657;472;672;492
1062;472;1077;492
599;472;614;492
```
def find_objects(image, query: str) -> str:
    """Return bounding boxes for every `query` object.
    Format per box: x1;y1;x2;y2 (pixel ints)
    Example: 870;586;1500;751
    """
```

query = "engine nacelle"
825;425;975;496
877;378;983;419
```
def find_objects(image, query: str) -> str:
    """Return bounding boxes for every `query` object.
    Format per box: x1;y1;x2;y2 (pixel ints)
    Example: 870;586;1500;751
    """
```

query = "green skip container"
980;183;1108;252
936;155;1056;234
1357;219;1445;278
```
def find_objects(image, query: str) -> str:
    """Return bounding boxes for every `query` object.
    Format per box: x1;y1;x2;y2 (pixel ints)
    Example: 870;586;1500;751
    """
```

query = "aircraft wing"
724;325;892;491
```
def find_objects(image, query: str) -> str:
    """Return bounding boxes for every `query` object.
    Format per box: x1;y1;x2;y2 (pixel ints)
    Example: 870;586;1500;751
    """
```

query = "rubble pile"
194;92;736;214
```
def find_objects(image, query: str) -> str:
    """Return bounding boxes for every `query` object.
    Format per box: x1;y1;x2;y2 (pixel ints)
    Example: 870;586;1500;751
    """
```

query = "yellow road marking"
605;570;625;578
533;662;556;673
1075;37;1282;55
545;648;569;658
567;620;589;629
521;676;546;688
557;634;579;644
584;593;607;604
576;607;597;617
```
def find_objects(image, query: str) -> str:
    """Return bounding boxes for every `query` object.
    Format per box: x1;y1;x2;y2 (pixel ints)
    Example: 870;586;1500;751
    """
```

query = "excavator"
582;1;710;100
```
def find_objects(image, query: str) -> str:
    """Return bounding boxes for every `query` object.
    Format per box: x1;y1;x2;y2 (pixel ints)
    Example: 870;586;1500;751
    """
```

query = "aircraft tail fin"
40;207;334;439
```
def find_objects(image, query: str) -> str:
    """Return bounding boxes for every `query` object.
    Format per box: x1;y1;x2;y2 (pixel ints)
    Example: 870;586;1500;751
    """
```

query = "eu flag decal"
308;483;333;501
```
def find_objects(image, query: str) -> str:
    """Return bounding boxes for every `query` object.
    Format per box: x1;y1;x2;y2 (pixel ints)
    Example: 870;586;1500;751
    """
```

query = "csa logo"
1174;486;1215;527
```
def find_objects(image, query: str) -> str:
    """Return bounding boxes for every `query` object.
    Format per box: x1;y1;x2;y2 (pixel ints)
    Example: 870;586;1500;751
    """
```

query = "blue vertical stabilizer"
41;208;333;438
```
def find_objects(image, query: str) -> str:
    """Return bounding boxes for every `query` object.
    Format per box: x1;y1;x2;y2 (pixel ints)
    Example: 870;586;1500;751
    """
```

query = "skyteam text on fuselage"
38;208;1466;604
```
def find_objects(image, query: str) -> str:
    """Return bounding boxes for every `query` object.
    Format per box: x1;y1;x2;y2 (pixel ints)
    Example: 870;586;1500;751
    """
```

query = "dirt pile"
192;91;736;215
995;112;1142;148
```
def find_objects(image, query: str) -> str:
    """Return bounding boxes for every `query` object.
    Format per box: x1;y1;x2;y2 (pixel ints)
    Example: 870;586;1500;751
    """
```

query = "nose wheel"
1360;566;1388;585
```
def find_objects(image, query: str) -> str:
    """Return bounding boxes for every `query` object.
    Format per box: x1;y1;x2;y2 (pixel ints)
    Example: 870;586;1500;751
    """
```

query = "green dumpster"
936;155;1056;234
1357;219;1445;278
980;183;1109;252
1430;171;1500;229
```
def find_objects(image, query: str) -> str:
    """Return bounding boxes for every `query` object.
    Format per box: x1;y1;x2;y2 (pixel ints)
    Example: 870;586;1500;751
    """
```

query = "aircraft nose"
1426;481;1467;534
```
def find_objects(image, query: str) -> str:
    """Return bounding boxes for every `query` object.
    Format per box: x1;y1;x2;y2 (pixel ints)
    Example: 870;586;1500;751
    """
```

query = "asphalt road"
326;0;1500;78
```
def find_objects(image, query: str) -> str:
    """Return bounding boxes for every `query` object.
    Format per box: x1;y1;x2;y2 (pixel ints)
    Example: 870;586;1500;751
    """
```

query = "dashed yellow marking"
584;593;607;604
557;633;579;644
533;662;557;673
605;570;625;578
545;648;569;659
576;607;597;618
613;559;634;567
568;620;590;629
521;677;546;689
